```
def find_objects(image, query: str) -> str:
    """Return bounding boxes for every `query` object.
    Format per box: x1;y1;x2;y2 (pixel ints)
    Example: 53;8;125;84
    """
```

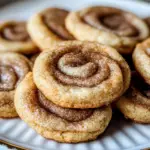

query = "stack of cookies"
116;38;150;124
15;40;130;143
0;6;150;143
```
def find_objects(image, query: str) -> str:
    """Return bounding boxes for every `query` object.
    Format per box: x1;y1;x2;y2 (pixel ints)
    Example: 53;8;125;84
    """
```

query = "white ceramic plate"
0;0;150;150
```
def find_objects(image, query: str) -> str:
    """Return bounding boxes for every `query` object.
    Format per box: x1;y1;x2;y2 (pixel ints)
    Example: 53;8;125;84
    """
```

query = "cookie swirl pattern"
0;21;37;54
15;72;112;143
27;8;74;51
33;41;131;108
116;72;150;123
0;52;31;118
66;6;149;54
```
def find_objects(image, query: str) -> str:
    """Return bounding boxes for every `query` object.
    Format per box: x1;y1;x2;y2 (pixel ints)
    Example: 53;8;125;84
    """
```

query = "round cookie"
133;38;150;84
116;72;150;124
66;6;149;54
0;21;38;54
0;52;31;118
15;72;112;143
33;41;131;108
27;8;74;51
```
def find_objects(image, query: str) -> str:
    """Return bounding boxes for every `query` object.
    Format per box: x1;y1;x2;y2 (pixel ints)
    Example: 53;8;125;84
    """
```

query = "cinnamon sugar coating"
27;8;74;51
133;38;150;84
116;72;150;123
0;52;31;118
14;72;112;143
33;41;130;108
38;91;93;122
66;6;149;54
0;21;37;54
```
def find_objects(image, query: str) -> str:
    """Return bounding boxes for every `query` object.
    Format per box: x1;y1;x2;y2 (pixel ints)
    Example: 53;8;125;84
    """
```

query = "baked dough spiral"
27;8;74;51
15;72;112;143
33;41;130;108
66;6;149;54
0;52;31;118
116;71;150;123
0;21;37;54
133;38;150;84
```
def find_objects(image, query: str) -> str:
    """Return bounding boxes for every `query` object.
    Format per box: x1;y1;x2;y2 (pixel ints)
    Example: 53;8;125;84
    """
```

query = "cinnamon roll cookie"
0;52;31;118
0;21;38;54
33;41;131;108
27;8;74;51
133;38;150;84
15;72;112;143
116;72;150;123
66;6;149;54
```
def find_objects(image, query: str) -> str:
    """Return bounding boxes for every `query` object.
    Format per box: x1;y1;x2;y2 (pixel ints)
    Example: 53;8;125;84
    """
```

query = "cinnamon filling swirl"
38;91;93;122
125;72;150;105
0;64;30;91
0;54;31;91
0;66;17;91
51;50;115;87
0;22;30;41
42;8;74;40
83;9;139;37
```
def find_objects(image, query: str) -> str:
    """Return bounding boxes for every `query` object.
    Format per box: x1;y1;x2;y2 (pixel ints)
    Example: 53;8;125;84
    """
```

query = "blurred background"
0;0;149;7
